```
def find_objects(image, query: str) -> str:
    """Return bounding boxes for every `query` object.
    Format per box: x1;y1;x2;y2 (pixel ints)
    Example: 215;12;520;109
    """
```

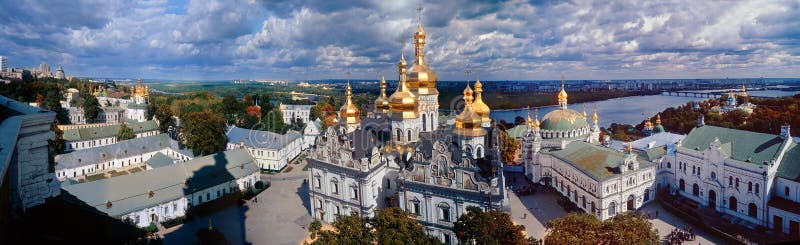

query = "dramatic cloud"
0;0;797;80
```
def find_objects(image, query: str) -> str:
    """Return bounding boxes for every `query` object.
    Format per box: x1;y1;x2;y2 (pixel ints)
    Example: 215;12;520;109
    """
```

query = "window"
396;129;401;141
748;203;758;218
667;162;671;168
331;178;339;194
206;193;210;201
786;186;790;196
679;179;685;191
438;203;451;222
411;200;421;215
736;178;740;188
314;174;321;189
407;130;412;142
729;176;733;186
692;184;699;196
755;184;759;194
729;196;738;211
351;186;359;200
443;233;451;245
748;182;753;192
608;202;617;216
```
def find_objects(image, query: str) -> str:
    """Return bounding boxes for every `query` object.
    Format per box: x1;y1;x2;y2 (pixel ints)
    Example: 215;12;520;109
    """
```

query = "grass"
85;173;107;182
283;166;294;173
129;167;142;173
108;170;127;177
302;164;308;171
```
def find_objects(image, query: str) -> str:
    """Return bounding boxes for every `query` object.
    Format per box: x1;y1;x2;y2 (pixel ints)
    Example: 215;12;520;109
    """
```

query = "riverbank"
438;90;662;111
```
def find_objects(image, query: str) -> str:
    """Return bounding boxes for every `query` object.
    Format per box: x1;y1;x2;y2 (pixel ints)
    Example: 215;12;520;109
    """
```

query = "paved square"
159;165;312;245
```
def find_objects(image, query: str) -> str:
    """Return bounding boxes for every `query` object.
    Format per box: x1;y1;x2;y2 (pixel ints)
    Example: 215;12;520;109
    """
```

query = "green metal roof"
126;103;147;110
62;149;259;217
540;109;588;131
777;142;800;182
63;120;158;141
680;125;787;165
638;146;667;162
548;141;653;181
506;125;528;139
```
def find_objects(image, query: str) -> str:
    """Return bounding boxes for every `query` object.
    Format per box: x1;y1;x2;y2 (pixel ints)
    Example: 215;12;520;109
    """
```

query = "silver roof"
226;126;302;150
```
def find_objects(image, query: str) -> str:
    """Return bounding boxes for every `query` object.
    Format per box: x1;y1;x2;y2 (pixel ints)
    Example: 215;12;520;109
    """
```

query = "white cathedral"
306;9;800;244
306;15;506;244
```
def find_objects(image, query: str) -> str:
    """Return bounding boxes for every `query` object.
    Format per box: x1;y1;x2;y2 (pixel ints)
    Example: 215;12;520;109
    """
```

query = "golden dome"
407;19;438;95
339;82;361;125
582;104;587;119
558;77;568;103
655;114;661;125
454;84;486;137
471;80;491;123
644;117;653;128
525;107;532;125
532;108;540;129
740;84;748;97
374;76;390;114
389;52;419;120
592;105;598;123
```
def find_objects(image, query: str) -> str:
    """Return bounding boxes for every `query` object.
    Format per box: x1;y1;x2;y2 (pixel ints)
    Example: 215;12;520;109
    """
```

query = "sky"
0;0;798;81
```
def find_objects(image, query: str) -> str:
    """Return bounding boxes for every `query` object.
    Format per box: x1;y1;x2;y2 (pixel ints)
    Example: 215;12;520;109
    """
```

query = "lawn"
85;173;107;182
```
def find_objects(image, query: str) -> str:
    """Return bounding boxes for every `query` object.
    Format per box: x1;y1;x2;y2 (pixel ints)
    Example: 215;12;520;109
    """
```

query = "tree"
181;111;228;156
290;117;306;131
154;104;175;133
263;109;287;134
499;130;520;164
82;93;100;123
221;94;243;125
146;102;157;120
117;123;136;141
372;208;441;245
544;213;602;245
544;212;658;245
454;206;528;245
312;215;373;245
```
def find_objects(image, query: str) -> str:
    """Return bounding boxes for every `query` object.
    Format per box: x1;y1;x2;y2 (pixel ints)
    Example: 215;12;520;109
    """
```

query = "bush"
160;216;187;229
283;166;293;173
145;223;158;233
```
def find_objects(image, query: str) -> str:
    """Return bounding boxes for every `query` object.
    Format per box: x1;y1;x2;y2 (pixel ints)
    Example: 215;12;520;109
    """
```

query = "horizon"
1;0;798;80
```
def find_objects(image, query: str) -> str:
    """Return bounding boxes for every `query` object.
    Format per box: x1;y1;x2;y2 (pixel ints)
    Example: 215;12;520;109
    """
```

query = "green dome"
540;109;589;131
654;125;665;133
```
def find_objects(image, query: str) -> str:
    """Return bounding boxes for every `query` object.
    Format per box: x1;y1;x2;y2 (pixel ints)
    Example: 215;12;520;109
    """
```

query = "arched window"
667;162;671;168
608;202;617;216
422;114;427;131
679;179;685;191
476;147;483;158
396;129;401;141
729;196;738;211
755;183;759;194
692;183;699;196
407;130;412;142
430;113;435;130
410;198;421;215
438;203;451;222
331;178;339;194
729;176;733;186
351;186;359;200
313;174;321;189
748;203;757;218
748;182;753;192
736;178;740;188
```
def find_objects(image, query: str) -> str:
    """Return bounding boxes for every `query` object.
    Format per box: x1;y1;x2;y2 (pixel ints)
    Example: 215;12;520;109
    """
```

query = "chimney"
781;123;791;139
697;114;705;127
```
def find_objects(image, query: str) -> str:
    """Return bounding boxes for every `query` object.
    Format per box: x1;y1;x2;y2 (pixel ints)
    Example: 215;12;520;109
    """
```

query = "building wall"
66;129;159;151
7;111;61;211
308;162;387;223
227;136;302;171
56;147;192;181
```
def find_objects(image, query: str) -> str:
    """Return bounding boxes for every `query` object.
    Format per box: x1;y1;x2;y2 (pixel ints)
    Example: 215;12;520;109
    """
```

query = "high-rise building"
39;62;50;77
0;56;7;72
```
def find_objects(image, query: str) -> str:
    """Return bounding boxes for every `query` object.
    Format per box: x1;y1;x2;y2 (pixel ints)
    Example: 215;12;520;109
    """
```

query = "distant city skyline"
0;0;798;81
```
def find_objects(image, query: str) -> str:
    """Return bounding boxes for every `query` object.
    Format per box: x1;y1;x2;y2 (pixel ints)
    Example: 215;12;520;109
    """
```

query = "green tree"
181;111;228;156
221;94;243;125
290;117;306;131
264;109;287;134
146;102;157;120
154;104;175;133
372;208;441;245
312;215;373;245
82;93;100;123
454;206;528;245
544;212;658;245
116;123;136;141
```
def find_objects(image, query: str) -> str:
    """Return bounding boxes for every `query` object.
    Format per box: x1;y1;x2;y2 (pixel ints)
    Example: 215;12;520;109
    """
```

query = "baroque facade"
306;14;506;245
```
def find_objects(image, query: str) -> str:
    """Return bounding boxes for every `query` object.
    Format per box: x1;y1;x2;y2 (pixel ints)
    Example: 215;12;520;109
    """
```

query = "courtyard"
506;172;726;244
158;163;313;245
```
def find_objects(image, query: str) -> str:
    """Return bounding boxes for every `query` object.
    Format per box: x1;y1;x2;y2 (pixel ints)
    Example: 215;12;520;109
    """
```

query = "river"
489;89;799;128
